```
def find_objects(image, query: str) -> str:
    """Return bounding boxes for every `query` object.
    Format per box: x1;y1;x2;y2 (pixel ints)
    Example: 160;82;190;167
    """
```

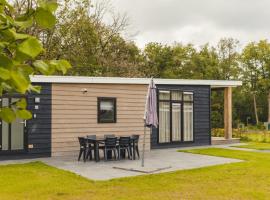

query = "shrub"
211;128;270;143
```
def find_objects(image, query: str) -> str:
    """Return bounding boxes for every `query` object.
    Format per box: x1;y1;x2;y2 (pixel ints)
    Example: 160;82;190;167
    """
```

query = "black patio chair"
100;137;118;161
131;135;140;159
78;137;87;162
104;134;115;138
117;136;132;160
87;135;96;140
86;135;96;160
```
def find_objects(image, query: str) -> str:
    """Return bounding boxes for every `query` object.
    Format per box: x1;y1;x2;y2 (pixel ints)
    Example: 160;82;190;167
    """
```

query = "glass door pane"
1;98;9;150
11;98;24;150
11;118;24;150
159;102;170;143
184;102;193;141
0;98;25;151
172;103;181;141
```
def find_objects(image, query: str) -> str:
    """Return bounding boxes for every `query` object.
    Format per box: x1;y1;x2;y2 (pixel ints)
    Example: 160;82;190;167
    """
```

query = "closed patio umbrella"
141;78;158;167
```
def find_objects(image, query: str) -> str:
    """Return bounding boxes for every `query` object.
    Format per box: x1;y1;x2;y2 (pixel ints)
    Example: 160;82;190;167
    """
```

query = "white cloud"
111;0;270;48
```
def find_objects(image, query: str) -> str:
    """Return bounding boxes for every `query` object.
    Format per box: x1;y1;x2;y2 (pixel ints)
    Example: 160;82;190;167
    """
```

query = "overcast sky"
111;0;270;48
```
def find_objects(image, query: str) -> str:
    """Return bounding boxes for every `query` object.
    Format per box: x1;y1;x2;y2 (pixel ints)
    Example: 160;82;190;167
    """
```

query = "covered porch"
211;86;241;145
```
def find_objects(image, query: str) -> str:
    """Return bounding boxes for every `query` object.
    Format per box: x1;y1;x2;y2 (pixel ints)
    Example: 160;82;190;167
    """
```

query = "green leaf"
0;54;13;68
29;85;41;93
39;0;58;12
0;0;13;11
10;70;29;93
0;0;8;5
17;37;43;59
47;64;56;74
35;7;56;29
0;42;8;49
0;107;16;123
16;109;32;120
1;82;12;91
1;29;29;40
14;18;33;29
49;60;71;74
14;51;29;62
16;64;34;77
16;98;27;109
0;67;10;80
33;60;50;75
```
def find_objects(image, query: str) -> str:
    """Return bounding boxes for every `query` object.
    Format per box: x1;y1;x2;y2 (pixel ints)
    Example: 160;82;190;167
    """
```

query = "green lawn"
232;142;270;150
1;149;270;199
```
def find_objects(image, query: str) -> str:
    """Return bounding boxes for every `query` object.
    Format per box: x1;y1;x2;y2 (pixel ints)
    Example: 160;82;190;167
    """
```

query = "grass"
211;128;270;143
240;132;270;143
1;149;270;199
232;142;270;150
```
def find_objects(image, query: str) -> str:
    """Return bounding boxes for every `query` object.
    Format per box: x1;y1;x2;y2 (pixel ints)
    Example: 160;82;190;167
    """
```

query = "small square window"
159;90;170;100
171;91;182;100
97;97;117;123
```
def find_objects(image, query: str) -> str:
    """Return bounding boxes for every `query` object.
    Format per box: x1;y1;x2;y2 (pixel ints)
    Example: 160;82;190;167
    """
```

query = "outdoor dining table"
85;136;137;162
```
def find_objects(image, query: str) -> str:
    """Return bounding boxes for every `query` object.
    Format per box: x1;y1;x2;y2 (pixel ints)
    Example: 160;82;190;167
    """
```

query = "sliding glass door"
158;90;194;144
0;97;26;153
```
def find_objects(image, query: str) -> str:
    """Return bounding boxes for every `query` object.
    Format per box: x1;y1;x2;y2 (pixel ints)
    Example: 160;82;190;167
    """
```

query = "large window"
158;90;193;143
97;97;117;123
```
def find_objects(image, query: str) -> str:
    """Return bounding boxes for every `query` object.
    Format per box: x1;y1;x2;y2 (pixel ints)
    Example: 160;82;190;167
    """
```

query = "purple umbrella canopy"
141;78;158;167
144;78;158;128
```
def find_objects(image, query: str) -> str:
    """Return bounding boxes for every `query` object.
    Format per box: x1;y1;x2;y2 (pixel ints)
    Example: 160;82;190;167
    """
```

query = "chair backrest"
104;134;115;138
132;135;140;144
87;135;96;140
119;136;131;146
78;137;86;147
104;137;117;147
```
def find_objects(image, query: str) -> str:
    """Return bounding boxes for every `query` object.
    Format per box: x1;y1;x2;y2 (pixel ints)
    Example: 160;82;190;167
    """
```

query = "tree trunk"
253;93;259;125
268;91;270;122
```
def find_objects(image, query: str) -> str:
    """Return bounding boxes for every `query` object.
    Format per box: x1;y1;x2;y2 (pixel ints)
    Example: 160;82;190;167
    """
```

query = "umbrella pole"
141;121;146;167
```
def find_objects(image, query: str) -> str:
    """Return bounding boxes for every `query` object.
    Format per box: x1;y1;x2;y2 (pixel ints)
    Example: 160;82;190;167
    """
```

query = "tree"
0;0;70;122
242;40;270;124
187;44;219;79
31;0;141;77
256;40;270;123
142;42;173;78
242;42;259;124
169;43;197;79
41;0;100;75
216;38;240;80
6;2;269;128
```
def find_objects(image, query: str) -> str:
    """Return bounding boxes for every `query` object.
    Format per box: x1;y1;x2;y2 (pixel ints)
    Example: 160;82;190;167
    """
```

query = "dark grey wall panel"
26;83;51;157
151;85;211;149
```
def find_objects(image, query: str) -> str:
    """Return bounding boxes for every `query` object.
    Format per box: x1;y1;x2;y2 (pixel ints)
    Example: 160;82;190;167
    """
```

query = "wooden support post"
224;87;232;139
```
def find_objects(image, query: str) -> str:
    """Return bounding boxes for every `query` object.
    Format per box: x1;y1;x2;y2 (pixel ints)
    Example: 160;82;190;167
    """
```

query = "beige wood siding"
51;83;150;156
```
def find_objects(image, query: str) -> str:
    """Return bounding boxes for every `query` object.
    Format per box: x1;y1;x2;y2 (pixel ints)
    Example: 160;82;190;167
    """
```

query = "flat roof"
30;75;242;88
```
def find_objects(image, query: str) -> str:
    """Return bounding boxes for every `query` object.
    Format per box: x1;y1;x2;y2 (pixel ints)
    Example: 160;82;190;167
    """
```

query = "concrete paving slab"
39;148;241;180
0;147;243;180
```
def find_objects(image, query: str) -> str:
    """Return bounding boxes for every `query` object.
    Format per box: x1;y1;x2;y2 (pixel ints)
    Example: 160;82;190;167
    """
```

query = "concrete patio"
0;146;242;181
42;147;242;180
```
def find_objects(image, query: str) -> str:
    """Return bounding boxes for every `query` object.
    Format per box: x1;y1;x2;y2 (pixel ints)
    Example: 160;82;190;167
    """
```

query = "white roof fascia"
30;75;242;88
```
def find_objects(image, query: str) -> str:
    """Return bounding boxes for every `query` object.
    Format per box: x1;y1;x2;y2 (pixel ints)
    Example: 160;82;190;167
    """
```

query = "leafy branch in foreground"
0;0;71;122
